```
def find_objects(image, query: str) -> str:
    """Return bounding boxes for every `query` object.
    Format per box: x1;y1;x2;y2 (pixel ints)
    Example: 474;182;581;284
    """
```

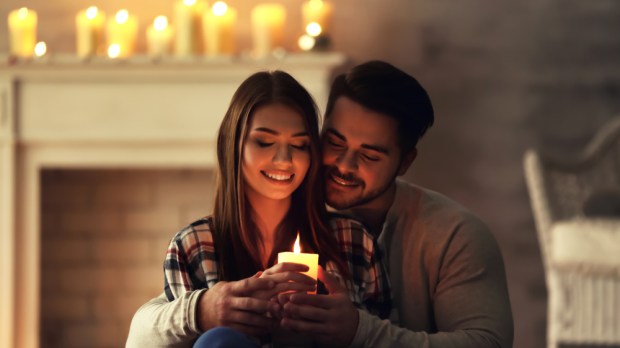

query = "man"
126;61;513;347
275;61;513;347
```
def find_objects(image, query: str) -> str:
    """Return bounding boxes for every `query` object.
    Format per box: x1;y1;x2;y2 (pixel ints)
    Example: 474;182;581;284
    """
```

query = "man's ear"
397;148;417;176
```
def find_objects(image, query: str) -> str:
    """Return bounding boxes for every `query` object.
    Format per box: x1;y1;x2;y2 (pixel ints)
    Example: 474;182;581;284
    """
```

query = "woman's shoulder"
171;215;216;246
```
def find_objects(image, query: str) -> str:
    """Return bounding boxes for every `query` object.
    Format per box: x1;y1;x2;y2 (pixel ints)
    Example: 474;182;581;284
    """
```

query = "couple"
127;61;514;347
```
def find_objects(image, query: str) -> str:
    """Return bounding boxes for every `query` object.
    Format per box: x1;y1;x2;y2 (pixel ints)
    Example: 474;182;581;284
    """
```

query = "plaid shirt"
164;214;393;319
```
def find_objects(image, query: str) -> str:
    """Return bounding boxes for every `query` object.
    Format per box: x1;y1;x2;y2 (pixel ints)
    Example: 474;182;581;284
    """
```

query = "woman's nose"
273;144;292;164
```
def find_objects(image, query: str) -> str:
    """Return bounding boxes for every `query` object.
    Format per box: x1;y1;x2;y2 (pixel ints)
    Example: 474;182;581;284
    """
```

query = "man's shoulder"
393;179;489;235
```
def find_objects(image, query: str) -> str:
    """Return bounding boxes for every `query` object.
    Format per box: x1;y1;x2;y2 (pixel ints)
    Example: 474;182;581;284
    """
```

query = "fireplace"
0;53;344;348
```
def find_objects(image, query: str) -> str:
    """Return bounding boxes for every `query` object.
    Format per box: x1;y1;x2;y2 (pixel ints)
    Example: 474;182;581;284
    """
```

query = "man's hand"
279;266;360;347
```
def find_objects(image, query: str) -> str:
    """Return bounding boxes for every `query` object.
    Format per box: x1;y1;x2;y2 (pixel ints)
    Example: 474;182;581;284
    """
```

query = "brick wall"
41;169;215;348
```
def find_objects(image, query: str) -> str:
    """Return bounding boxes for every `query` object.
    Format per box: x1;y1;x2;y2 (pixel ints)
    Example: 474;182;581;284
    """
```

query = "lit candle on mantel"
203;1;237;56
8;7;38;58
301;0;333;36
34;41;47;58
174;0;205;57
147;16;174;58
75;6;106;59
251;3;286;59
106;9;138;58
277;233;319;286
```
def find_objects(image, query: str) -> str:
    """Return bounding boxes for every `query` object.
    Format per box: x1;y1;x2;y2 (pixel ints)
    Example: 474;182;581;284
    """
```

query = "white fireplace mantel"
0;53;345;348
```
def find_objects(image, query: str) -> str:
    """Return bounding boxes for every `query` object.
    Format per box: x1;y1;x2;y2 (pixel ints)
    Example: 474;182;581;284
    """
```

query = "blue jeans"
193;327;260;348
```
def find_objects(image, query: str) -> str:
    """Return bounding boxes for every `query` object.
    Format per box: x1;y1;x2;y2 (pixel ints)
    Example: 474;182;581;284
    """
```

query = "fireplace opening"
40;169;215;348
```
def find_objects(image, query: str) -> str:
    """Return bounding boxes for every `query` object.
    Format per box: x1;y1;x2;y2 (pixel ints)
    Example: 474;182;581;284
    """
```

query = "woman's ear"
397;148;417;176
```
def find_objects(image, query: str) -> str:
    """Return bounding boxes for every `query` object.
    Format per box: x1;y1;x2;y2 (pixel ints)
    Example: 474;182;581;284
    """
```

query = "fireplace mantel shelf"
0;52;345;348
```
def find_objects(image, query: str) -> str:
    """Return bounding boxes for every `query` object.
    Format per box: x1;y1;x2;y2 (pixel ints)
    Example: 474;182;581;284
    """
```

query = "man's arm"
282;218;514;348
126;290;205;348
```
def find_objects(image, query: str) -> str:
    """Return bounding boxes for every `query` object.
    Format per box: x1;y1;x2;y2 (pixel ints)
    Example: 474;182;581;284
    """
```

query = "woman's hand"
258;262;317;297
196;263;316;337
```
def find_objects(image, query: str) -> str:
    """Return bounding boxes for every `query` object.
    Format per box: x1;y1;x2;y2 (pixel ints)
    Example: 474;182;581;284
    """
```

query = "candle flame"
293;233;301;254
107;44;121;59
298;34;315;51
154;16;168;30
212;1;228;16
184;0;197;6
17;7;29;20
306;22;322;37
116;9;129;24
34;42;47;57
86;6;98;20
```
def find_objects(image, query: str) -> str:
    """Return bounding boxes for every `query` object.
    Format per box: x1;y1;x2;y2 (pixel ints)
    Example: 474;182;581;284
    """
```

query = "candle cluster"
6;1;333;60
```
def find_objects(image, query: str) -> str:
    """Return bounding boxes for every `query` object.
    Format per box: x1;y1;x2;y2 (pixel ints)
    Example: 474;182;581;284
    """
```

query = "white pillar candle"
277;233;319;285
174;0;205;57
106;9;138;58
75;6;106;58
301;0;333;36
203;1;237;56
8;7;37;58
147;16;174;58
251;3;285;58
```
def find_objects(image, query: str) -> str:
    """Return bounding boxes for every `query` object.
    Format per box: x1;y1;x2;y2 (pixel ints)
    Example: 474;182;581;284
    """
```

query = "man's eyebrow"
362;143;389;154
253;127;309;137
326;128;389;155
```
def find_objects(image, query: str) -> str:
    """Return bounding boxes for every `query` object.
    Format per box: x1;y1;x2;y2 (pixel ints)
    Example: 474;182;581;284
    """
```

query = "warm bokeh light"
107;43;121;58
34;41;47;57
305;22;322;37
212;1;228;16
115;9;129;24
86;6;98;20
153;15;168;31
298;34;315;51
17;7;29;20
184;0;197;6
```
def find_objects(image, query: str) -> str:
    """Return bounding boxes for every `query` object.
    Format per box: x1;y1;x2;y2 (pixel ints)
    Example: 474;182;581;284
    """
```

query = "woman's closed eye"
256;140;274;148
291;142;309;150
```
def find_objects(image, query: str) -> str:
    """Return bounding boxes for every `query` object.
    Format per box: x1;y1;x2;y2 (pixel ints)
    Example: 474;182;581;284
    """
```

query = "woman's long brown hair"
213;70;348;281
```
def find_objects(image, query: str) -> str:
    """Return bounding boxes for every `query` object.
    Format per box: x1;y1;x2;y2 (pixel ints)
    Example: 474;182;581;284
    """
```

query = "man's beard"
324;166;396;210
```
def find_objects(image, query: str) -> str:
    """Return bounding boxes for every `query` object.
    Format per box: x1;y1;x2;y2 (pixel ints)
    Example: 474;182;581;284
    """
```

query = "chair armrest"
550;218;620;277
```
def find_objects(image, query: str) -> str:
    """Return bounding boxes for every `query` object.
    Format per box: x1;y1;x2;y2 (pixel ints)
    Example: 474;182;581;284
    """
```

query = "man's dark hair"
325;60;434;153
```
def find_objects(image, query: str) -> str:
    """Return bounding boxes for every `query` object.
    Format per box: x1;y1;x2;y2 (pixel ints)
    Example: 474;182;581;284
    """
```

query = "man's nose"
335;150;358;173
273;144;292;164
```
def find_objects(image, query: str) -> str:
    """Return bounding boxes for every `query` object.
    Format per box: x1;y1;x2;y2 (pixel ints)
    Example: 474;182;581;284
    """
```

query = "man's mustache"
325;167;364;185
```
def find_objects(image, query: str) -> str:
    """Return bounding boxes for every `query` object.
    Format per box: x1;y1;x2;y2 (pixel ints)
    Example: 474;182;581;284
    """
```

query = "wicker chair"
524;117;620;348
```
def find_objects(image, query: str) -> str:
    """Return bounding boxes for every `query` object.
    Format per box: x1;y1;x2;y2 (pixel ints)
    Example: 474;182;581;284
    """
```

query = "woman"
162;70;391;347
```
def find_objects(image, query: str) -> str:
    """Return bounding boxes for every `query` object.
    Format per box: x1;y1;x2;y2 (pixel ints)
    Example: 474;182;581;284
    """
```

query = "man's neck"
348;182;397;236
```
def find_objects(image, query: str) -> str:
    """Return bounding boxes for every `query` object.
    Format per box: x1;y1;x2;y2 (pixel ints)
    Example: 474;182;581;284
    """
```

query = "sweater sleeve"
350;215;513;348
125;290;206;348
